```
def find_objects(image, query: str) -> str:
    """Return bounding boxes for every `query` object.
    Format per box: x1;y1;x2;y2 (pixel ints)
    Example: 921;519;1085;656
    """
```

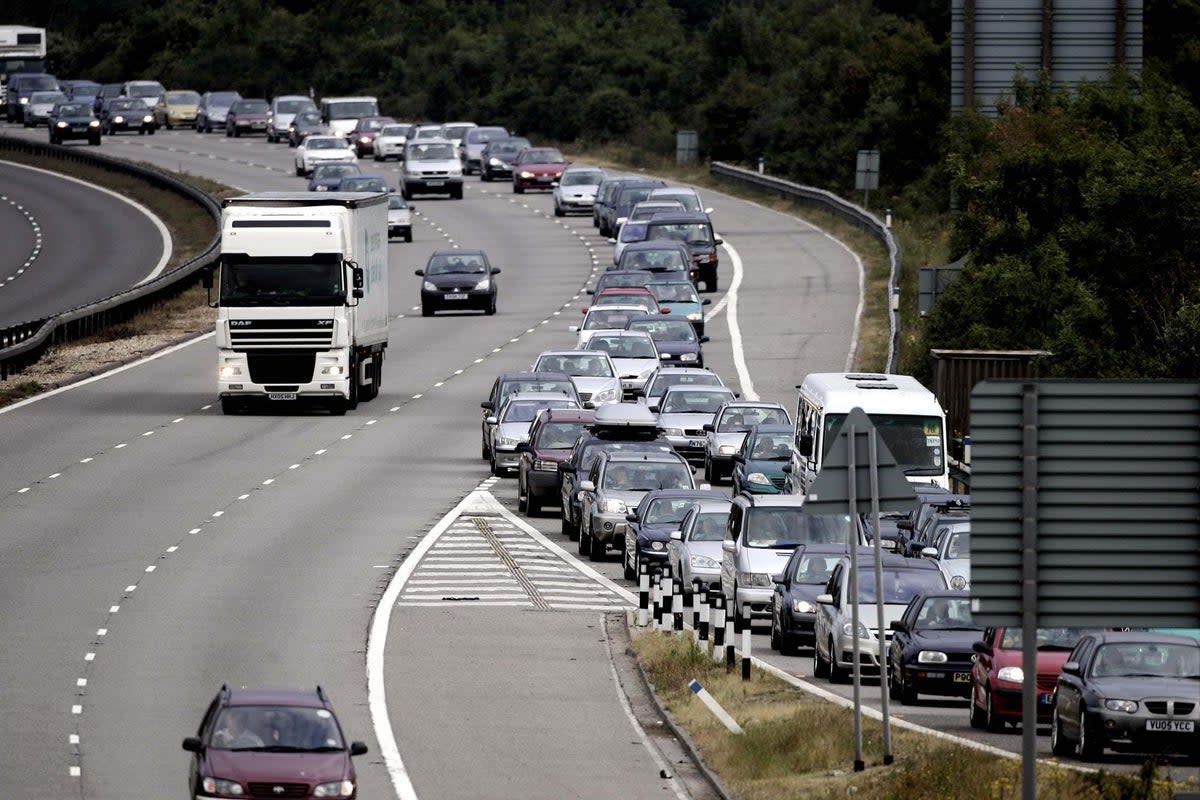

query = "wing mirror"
670;530;682;541
579;480;595;492
1061;661;1081;676
625;512;639;523
714;238;724;245
781;463;792;473
414;269;425;276
485;416;498;425
702;423;714;432
702;298;712;305
491;267;502;275
721;540;736;553
350;741;369;756
181;736;203;752
816;593;833;605
972;640;992;656
480;401;494;410
771;574;787;585
890;620;906;632
732;454;745;464
699;336;710;343
921;546;938;558
569;326;580;332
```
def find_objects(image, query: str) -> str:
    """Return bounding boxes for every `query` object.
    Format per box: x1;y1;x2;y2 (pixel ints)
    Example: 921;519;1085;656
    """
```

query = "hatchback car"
1051;631;1200;761
267;94;317;142
479;137;531;182
554;165;605;216
386;193;413;242
702;401;791;482
48;101;101;145
182;685;368;800
584;331;660;399
887;591;982;703
517;407;595;515
225;98;270;137
294;136;358;175
653;385;739;462
969;626;1090;731
730;423;795;495
288;111;327;147
570;305;647;349
919;521;971;590
667;499;733;591
336;174;389;193
621;488;725;580
460;125;509;174
480;371;580;460
123;79;166;115
347;115;397;156
592;270;655;294
643;211;724;292
101;98;155;135
531;350;622;409
154;89;201;129
416;249;499;316
616;241;694;277
24;90;67;126
512;147;569;193
770;543;849;654
640;366;725;405
196;90;242;133
307;162;361;192
373;123;411;161
645;279;710;334
489;392;580;475
626;317;708;370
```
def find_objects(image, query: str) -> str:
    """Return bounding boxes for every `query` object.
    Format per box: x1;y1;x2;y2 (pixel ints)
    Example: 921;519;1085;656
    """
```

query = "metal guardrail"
710;161;903;372
0;134;221;379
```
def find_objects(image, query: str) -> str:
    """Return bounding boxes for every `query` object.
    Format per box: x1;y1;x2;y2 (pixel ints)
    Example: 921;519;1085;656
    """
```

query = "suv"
643;211;724;292
812;551;948;682
402;138;463;199
516;407;596;515
182;685;368;799
577;449;695;562
722;494;864;626
6;73;59;123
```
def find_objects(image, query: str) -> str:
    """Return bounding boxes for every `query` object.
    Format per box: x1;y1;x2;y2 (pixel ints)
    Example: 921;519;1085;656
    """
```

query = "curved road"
0;159;168;327
0;122;865;799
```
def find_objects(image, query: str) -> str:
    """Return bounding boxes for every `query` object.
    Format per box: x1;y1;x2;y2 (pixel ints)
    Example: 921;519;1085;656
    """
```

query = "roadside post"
741;604;752;680
660;569;674;632
724;609;736;672
698;584;710;651
711;595;726;664
804;407;917;772
674;576;685;634
637;563;650;627
652;571;663;628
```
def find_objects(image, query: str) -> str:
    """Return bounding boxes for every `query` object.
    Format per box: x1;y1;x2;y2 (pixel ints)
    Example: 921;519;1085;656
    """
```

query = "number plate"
1146;719;1194;733
267;392;297;401
444;293;468;300
953;672;971;683
1039;692;1054;705
689;439;705;448
425;180;445;187
538;175;553;181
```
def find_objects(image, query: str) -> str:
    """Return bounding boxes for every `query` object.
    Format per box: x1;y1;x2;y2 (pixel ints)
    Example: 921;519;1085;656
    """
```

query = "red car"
348;115;397;157
512;147;569;194
516;407;595;515
969;626;1090;731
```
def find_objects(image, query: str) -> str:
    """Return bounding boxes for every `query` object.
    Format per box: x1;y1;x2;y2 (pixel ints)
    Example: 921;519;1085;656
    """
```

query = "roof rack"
845;373;888;381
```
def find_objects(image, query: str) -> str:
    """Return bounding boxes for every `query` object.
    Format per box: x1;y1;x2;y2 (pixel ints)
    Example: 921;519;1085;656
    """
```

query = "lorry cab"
788;373;949;495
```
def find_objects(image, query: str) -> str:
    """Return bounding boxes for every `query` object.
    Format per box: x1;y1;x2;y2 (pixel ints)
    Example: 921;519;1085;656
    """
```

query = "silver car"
460;125;509;174
584;331;660;400
653;385;738;463
921;521;971;590
25;91;66;126
553;166;606;217
639;366;726;405
488;392;580;476
668;499;732;590
577;450;695;562
702;401;791;483
267;95;316;143
531;351;622;409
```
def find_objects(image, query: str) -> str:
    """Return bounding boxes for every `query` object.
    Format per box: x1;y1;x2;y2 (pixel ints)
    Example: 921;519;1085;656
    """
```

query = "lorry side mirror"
353;288;364;298
352;266;364;289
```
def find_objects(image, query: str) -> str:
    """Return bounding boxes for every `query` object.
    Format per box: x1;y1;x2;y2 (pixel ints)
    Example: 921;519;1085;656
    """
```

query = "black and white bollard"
637;563;650;627
725;605;736;672
651;571;663;628
660;570;674;632
672;571;684;633
711;595;726;664
679;581;691;637
741;604;752;681
697;585;710;650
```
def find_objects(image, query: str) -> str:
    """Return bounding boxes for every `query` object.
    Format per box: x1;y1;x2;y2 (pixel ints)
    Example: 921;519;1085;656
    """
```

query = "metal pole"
1021;384;1039;800
848;423;865;772
870;430;894;765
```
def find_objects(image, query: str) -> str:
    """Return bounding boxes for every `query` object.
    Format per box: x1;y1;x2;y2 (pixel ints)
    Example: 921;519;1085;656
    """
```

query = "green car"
646;279;710;336
731;424;795;495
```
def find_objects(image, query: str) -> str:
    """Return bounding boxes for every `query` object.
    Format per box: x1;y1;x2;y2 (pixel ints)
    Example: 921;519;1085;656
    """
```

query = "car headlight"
289;124;296;131
918;650;949;664
219;365;243;378
89;119;100;127
690;555;719;569
423;281;438;292
56;121;67;128
591;387;618;403
746;472;771;485
202;777;245;795
450;167;462;176
519;170;534;178
359;136;371;143
599;498;627;514
313;780;355;798
489;157;502;166
1104;699;1138;714
842;620;871;639
662;427;684;437
718;444;737;455
687;312;702;320
649;541;666;551
315;185;329;191
679;353;699;362
113;115;125;123
320;365;345;375
737;571;772;588
473;278;490;290
997;666;1024;684
19;97;29;104
792;599;815;613
143;115;153;123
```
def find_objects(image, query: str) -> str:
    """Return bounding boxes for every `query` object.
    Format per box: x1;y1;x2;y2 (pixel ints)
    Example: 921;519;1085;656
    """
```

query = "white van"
319;96;379;138
787;373;949;495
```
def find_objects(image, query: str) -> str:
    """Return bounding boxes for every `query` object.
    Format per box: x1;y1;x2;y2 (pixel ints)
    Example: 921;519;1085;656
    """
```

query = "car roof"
792;543;852;555
661;385;736;395
640;488;728;502
535;408;595;424
504;391;577;404
907;590;972;601
650;366;718;377
586;304;648;315
590;330;653;339
748;423;795;435
1086;631;1200;646
225;687;327;708
601;450;688;464
720;400;786;410
735;493;806;508
537;349;612;358
650;187;701;197
595;286;653;296
431;248;486;257
591;402;658;427
621;240;692;253
647;211;712;223
691;499;734;513
835;551;942;570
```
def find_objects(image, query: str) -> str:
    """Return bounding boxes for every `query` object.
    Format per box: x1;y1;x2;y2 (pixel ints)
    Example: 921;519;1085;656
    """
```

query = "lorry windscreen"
220;255;344;306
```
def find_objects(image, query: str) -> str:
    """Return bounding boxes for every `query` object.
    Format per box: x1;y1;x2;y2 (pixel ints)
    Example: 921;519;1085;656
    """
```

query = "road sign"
803;407;917;515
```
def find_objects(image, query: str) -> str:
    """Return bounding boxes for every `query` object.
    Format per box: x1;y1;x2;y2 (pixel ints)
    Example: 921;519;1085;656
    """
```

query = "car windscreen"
360;118;390;131
426;254;487;274
490;139;529;156
220;254;344;306
660;391;733;414
387;195;409;209
626;251;689;272
379;125;407;136
128;83;164;97
913;597;977;630
999;628;1085;651
31;92;65;103
110;100;147;111
943;530;970;559
167;91;201;103
580;441;672;470
618;223;648;243
468;127;508;143
632;204;684;221
276;99;313;113
209;705;344;751
502;399;575;423
410;142;455;160
791;553;842;584
443;124;473;139
594;295;654;312
645;221;714;247
536;422;586;449
21;75;59;91
209;92;240;104
500;380;574;400
629;320;696;342
653;193;702;212
588;336;656;359
313;164;359;178
1089;642;1200;679
234;100;269;113
645;283;698;305
719;406;789;431
294;111;322;125
562;170;603;186
341;178;386;191
647;373;721;397
644;498;700;525
616;187;655;208
824;413;943;477
750;432;793;460
602;461;691;491
522;149;566;164
583;309;638;330
307;138;345;149
414;126;444;138
744;510;853;548
536;354;613;378
689;511;730;541
846;567;946;604
55;103;91;116
596;273;653;291
327;100;378;118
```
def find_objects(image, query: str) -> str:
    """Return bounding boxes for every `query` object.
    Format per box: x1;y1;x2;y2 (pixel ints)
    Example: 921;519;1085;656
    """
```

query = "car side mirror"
409;204;416;210
648;404;659;413
972;640;992;656
704;207;714;214
714;238;724;245
607;238;617;244
586;289;595;295
414;269;425;276
660;307;672;315
721;540;736;553
201;269;214;289
732;454;745;464
568;325;580;332
781;463;792;473
699;336;710;343
480;401;493;411
670;530;682;541
771;574;787;585
491;267;501;275
921;546;938;558
702;298;712;305
702;423;714;432
579;480;595;492
182;736;203;752
816;593;833;605
485;416;498;425
890;620;906;632
1061;661;1081;676
625;513;638;523
350;741;369;756
897;519;913;531
515;442;531;453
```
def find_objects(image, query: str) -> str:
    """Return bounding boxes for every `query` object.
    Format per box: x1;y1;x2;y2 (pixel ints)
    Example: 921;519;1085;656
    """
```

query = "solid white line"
718;240;758;401
823;231;866;371
2;161;173;285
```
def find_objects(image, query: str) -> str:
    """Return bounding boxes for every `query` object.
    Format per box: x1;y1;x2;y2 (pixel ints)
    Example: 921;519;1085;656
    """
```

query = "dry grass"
631;630;1194;800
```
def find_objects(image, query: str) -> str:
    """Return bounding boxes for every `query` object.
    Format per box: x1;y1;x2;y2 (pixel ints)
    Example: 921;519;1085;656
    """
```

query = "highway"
0;124;861;799
0;159;169;327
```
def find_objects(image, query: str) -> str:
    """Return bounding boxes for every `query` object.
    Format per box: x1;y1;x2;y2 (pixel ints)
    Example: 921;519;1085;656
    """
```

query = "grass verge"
631;629;1194;800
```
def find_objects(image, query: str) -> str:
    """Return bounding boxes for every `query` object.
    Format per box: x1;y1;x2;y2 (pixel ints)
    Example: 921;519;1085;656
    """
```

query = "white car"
441;121;477;149
401;138;463;199
373;123;412;161
267;95;316;143
569;304;647;349
386;193;413;243
531;350;622;409
921;521;971;590
294;135;357;176
648;186;711;214
553;166;606;217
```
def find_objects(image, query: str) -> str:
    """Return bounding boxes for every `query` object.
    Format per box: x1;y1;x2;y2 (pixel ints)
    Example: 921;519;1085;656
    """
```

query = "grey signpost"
970;380;1200;800
855;150;880;210
805;407;917;771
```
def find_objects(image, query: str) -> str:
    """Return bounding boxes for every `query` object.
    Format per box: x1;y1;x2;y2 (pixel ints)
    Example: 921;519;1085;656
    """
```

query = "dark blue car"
770;543;849;654
308;162;361;192
625;316;708;368
621;488;726;580
887;591;982;703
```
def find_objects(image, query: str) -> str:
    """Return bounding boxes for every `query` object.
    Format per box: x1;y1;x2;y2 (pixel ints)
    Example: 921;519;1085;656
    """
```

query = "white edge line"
0;332;215;415
719;241;758;401
2;161;173;285
819;230;866;372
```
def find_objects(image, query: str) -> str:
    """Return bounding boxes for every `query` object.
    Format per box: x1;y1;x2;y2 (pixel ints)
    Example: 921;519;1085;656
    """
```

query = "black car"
601;179;668;238
288;110;326;147
101;98;155;135
48;101;101;145
621;488;726;580
625;316;708;368
770;543;848;654
92;82;124;116
417;249;500;316
614;240;694;278
182;684;368;799
887;591;982;703
307;162;361;192
479;137;530;182
643;211;723;292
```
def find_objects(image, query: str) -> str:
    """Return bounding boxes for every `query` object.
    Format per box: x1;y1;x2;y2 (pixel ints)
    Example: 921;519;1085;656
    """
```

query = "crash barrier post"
651;570;663;628
672;572;684;633
697;583;710;652
725;606;736;672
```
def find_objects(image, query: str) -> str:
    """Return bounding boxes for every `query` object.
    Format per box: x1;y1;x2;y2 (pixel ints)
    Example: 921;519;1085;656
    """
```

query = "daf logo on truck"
213;191;390;416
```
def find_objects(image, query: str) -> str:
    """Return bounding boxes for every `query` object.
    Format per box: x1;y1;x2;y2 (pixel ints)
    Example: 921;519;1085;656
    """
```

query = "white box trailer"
215;192;389;415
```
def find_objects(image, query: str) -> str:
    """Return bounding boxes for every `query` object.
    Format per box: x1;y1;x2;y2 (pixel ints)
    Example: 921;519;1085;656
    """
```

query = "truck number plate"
268;392;297;401
444;293;468;300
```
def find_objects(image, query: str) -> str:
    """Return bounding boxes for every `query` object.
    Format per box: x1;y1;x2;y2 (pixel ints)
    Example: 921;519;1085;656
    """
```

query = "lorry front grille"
247;352;316;384
229;319;334;350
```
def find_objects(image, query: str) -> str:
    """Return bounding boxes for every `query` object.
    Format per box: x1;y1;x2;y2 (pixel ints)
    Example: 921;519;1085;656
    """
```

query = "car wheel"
517;478;528;512
138;129;145;135
578;520;591;556
295;164;304;176
769;613;782;651
481;171;492;182
527;491;541;516
373;154;381;161
707;276;719;293
451;185;463;200
623;551;636;581
561;510;575;538
482;440;490;460
888;663;902;700
554;204;565;217
828;644;850;684
588;534;605;562
225;126;232;137
813;640;831;679
89;136;100;146
490;454;501;477
513;183;523;194
703;457;713;484
1050;707;1074;757
485;295;496;316
401;187;412;200
899;668;918;704
969;689;987;729
1077;710;1102;760
421;304;433;317
220;397;244;415
328;398;348;416
985;688;1005;732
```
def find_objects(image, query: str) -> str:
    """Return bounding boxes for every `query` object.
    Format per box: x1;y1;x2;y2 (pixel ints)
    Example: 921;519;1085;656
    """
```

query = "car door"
815;564;843;660
890;596;919;676
669;507;694;583
560;444;584;521
579;459;602;528
1055;638;1093;737
972;627;998;708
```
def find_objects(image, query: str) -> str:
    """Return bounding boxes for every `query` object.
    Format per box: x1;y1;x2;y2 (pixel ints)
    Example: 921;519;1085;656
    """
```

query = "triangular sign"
803;406;919;515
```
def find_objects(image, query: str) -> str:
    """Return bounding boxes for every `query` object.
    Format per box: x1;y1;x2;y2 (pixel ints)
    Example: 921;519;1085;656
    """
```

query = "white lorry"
213;192;389;415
